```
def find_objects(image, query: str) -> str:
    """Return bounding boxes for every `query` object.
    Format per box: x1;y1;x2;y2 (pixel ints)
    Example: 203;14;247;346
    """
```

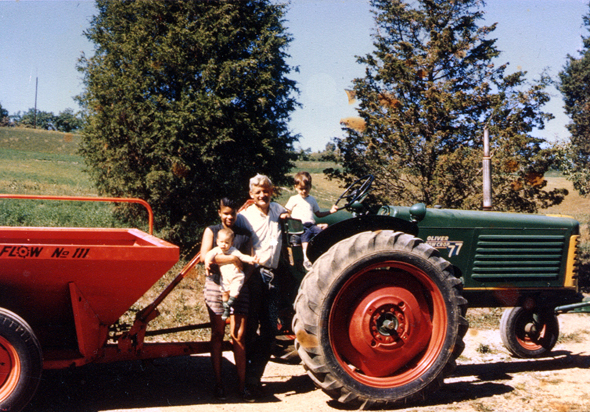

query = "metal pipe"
483;128;492;211
554;300;590;313
34;77;38;129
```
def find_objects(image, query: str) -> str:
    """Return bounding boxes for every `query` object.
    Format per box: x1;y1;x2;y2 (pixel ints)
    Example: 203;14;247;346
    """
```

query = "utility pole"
34;77;38;129
482;128;492;211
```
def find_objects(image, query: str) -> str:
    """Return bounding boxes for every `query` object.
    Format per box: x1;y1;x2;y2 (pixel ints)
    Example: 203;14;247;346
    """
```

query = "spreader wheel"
0;308;43;412
293;231;467;408
500;307;559;358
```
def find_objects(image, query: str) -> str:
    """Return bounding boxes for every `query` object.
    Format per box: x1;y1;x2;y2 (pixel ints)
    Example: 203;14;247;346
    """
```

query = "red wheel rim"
329;260;448;387
0;335;21;402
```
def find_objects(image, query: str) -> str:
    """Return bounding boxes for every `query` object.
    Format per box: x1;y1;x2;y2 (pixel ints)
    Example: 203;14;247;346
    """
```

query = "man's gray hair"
249;173;273;191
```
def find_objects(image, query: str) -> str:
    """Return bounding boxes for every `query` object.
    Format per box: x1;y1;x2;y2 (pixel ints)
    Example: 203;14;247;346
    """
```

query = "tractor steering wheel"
335;175;375;210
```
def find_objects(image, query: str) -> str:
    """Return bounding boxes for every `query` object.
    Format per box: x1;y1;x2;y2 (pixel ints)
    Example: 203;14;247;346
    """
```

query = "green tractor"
282;175;587;408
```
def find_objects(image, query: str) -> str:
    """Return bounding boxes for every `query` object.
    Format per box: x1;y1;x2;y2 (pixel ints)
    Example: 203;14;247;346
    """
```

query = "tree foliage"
54;108;83;132
16;109;56;130
76;0;299;248
559;8;590;196
0;103;8;119
0;103;9;126
331;0;565;212
13;108;82;132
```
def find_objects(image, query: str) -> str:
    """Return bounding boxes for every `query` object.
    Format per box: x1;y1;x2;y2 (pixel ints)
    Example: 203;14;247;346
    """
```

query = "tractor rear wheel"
500;307;559;358
0;308;43;412
293;231;467;408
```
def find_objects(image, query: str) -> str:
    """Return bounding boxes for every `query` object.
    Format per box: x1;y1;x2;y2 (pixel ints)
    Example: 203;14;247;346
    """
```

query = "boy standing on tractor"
285;171;338;269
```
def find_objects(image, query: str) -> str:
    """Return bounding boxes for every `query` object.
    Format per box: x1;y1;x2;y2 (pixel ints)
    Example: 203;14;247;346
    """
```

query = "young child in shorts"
285;171;338;269
205;227;259;320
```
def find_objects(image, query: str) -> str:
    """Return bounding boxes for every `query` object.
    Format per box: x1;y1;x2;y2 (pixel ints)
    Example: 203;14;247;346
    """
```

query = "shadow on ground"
326;351;590;410
23;351;590;411
23;355;315;412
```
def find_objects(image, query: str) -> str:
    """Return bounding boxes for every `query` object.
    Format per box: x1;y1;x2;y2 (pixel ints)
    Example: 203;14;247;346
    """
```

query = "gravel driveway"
23;313;590;412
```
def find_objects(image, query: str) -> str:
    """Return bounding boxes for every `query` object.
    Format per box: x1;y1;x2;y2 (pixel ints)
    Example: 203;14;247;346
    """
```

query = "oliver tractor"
286;175;587;408
0;175;587;410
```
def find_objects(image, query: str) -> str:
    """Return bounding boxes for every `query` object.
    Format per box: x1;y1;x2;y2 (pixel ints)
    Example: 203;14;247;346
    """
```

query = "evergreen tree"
332;0;564;212
76;0;298;247
559;9;590;196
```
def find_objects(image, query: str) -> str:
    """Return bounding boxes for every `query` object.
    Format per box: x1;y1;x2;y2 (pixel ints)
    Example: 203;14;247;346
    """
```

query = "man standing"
238;173;288;397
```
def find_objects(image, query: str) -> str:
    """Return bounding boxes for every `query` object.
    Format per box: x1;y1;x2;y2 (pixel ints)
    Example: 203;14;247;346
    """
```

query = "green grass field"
0;128;135;229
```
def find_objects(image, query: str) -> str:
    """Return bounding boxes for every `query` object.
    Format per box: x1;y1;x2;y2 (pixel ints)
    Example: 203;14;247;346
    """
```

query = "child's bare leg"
302;242;312;269
222;291;231;321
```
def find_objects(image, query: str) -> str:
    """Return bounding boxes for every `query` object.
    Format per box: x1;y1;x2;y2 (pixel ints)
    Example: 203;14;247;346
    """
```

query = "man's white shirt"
238;202;286;269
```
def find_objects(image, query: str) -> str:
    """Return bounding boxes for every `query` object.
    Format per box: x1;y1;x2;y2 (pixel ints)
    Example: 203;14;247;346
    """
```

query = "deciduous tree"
331;0;565;212
76;0;298;247
55;108;83;133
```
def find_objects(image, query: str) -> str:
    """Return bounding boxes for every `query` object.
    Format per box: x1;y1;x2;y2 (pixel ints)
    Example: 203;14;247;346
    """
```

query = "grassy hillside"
0;128;135;229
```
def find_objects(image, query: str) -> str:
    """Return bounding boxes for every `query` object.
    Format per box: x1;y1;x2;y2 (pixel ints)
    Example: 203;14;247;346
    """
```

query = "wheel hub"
343;280;433;377
524;321;539;337
0;343;13;388
370;304;406;347
376;310;399;336
0;336;20;402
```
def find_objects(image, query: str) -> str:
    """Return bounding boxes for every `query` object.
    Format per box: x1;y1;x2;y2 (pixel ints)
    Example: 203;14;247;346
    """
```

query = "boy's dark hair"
294;171;312;188
219;197;238;210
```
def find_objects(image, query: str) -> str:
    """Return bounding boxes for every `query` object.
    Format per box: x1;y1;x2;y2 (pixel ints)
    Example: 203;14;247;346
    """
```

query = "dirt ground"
23;312;590;412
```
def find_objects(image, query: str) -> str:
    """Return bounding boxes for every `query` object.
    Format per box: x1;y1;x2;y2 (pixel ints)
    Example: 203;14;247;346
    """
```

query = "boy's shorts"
302;223;323;243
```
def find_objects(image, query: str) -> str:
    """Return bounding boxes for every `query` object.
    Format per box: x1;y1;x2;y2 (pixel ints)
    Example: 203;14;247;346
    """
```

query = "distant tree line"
294;143;339;162
0;103;82;132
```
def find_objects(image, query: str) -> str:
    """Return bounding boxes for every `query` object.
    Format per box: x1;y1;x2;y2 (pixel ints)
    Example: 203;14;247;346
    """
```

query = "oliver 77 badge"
426;236;464;257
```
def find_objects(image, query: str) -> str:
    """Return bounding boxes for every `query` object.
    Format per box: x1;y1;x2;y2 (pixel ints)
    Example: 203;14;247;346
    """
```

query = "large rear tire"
0;308;43;412
500;307;559;358
293;231;467;408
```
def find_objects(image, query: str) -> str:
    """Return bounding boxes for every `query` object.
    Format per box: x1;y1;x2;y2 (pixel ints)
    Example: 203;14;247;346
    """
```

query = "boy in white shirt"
284;171;338;268
205;227;259;320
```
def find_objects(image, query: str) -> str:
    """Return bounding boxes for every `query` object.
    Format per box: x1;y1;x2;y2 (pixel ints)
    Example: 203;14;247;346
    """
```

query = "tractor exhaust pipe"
483;128;492;211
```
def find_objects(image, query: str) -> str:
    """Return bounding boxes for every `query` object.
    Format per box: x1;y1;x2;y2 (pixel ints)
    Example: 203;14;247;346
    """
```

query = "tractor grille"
472;234;565;280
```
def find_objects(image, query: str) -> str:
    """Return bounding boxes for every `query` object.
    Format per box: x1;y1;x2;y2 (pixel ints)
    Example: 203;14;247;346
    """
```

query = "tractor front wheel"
0;308;43;412
293;231;467;408
500;307;559;358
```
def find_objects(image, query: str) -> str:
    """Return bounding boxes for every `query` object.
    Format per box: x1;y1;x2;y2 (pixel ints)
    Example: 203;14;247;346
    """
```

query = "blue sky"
0;0;588;151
